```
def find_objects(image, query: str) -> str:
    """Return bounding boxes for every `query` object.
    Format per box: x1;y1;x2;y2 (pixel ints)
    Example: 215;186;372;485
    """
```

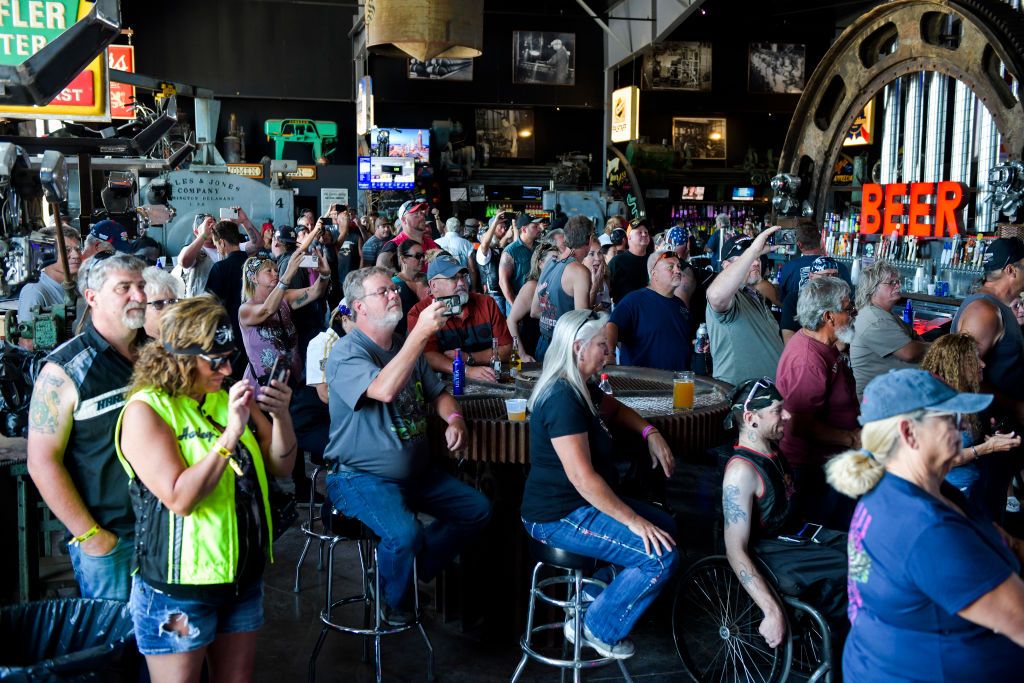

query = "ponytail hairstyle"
826;409;927;498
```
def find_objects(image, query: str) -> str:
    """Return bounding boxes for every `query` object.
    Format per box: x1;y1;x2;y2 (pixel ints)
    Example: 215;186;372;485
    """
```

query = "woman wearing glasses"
116;296;297;683
520;309;679;660
393;239;429;336
828;369;1024;682
142;265;184;340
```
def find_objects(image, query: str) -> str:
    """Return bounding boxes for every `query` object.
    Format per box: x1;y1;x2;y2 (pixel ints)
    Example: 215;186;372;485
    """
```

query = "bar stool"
293;453;328;593
510;537;633;683
307;504;434;683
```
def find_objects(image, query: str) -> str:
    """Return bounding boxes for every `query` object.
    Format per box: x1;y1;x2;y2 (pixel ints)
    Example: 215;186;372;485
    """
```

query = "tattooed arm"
26;364;116;555
722;459;786;648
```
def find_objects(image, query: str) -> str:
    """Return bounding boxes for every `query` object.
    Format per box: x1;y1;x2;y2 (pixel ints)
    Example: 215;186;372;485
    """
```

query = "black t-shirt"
608;251;648;304
781;289;799;333
521;379;618;522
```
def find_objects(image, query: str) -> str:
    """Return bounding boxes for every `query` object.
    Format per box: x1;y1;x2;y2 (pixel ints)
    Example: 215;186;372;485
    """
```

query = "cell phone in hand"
321;216;333;227
263;356;289;386
437;294;463;317
299;254;318;268
219;207;240;221
774;228;797;246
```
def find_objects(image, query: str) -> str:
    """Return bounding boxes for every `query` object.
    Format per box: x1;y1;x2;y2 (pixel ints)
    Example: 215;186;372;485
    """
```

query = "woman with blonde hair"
921;333;1020;510
826;369;1024;682
117;296;297;683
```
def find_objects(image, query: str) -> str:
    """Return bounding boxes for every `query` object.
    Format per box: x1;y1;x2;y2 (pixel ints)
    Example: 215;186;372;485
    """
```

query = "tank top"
537;256;578;341
476;247;500;293
726;445;796;537
953;293;1024;400
239;299;300;385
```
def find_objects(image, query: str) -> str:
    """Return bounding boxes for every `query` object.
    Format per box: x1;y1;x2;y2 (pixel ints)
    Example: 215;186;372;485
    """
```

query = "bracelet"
68;524;99;546
276;282;287;291
972;446;980;460
318;273;330;281
216;443;244;476
642;425;659;440
447;411;464;424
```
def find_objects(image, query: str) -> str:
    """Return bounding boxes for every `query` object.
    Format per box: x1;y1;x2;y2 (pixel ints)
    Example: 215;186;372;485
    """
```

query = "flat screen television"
370;128;430;162
370;157;416;190
732;186;756;201
357;156;372;190
522;186;542;200
681;186;705;200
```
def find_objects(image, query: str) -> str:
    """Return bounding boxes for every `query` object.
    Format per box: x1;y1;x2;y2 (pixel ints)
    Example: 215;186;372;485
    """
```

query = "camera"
773;228;797;246
437;294;463;317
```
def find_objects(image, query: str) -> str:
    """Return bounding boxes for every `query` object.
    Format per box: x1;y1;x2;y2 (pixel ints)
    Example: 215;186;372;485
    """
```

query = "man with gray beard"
706;229;785;385
27;254;148;601
775;275;861;530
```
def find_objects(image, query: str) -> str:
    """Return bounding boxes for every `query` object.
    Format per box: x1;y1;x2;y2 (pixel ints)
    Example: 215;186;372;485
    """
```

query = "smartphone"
333;203;346;213
321;216;333;227
299;253;318;268
263;356;289;386
778;522;823;544
774;228;797;246
219;207;239;221
437;294;463;317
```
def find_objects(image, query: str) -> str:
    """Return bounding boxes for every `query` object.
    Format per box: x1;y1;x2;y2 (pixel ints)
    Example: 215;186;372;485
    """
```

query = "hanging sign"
108;44;135;119
610;85;639;143
356;76;374;136
860;181;969;236
0;1;111;121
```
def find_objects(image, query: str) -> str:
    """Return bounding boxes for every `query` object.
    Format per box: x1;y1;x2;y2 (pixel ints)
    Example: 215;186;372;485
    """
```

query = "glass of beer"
505;398;528;422
673;371;695;410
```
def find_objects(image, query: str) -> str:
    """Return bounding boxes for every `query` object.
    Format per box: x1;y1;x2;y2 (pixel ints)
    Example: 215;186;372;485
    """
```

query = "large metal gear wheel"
778;0;1024;221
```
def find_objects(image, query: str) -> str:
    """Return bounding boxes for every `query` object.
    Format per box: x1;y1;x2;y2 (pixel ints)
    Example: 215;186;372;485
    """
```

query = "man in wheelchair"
721;378;848;648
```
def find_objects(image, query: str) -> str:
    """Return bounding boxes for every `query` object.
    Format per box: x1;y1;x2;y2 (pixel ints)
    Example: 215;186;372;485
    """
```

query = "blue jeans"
523;499;679;644
488;292;509;318
68;534;134;601
326;467;492;610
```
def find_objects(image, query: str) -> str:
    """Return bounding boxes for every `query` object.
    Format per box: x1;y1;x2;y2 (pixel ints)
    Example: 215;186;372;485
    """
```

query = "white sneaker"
1007;496;1021;513
563;616;635;659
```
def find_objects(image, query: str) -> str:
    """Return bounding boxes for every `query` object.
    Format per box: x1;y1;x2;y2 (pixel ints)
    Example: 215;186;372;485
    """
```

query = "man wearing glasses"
776;276;861;530
18;226;82;352
27;253;148;601
849;260;929;399
324;267;491;626
407;254;512;382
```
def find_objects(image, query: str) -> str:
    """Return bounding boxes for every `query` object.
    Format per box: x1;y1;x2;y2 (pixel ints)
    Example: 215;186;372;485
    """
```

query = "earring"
751;422;759;428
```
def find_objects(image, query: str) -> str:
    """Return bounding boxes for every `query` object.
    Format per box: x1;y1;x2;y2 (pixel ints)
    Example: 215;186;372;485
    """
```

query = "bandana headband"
244;257;269;283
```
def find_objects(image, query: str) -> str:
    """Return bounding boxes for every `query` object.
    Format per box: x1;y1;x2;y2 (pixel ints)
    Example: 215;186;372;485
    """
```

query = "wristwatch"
465;354;476;366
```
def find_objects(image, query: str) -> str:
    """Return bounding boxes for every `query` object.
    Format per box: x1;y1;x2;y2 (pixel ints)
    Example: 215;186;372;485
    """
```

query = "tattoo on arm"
29;372;66;435
738;563;755;587
294;292;309;307
723;484;748;528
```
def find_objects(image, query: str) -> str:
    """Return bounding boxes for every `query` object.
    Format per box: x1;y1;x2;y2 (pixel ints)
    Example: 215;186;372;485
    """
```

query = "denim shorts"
129;576;264;655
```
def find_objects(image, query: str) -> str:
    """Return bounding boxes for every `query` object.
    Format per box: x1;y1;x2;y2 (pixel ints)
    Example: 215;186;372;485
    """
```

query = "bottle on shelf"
452;348;466;396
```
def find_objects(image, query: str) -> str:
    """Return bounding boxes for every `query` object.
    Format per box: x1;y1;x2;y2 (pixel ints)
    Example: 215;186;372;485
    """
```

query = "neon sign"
860;181;969;236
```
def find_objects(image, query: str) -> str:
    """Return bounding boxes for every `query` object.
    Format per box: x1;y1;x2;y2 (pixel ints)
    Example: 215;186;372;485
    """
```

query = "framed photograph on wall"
476;108;535;159
513;31;575;86
748;43;806;94
408;58;474;81
671;117;727;160
642;42;712;91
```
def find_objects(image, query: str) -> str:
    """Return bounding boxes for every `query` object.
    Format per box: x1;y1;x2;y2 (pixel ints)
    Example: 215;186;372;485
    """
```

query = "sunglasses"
147;298;180;311
742;377;775;412
405;252;425;260
573;309;600;338
200;353;234;372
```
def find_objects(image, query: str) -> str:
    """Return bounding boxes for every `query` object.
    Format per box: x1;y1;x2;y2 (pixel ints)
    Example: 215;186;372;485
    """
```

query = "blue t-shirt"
609;287;692;371
777;255;852;301
844;474;1023;682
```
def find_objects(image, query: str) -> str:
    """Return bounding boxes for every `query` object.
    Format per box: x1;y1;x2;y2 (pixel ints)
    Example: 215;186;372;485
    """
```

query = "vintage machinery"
264;119;338;162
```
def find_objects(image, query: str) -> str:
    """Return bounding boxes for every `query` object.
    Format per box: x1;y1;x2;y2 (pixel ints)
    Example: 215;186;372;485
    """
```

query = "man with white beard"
407;253;512;382
27;254;149;601
706;230;785;386
776;275;862;531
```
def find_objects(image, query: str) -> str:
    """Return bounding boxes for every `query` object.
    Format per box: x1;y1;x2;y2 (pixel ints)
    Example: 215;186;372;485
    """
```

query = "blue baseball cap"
859;369;992;425
90;219;133;252
427;253;467;280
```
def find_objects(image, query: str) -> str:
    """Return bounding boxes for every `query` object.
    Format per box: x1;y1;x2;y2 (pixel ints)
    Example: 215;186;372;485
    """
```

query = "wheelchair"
672;555;835;683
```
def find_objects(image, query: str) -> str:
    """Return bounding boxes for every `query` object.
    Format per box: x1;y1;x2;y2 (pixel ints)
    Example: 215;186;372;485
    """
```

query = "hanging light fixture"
365;0;484;62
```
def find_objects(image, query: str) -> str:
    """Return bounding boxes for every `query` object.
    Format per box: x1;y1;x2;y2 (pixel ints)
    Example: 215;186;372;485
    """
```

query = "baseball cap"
549;215;568;231
982;237;1024;272
598;234;613;247
397;199;429;223
516;213;534;229
627;217;651;236
427;253;468;280
859;369;992;425
809;256;840;273
647;248;678;275
722;236;754;261
609;227;626;245
90;219;133;252
273;225;298;244
464;217;480;229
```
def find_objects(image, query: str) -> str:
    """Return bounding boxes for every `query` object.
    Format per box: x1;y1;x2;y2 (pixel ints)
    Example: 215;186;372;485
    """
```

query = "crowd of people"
21;200;1024;680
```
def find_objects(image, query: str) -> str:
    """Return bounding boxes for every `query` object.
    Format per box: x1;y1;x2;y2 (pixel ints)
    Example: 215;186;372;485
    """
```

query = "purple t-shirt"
776;330;859;467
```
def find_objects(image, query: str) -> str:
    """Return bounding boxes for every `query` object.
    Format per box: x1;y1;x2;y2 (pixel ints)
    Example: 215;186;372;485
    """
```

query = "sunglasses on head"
742;377;776;412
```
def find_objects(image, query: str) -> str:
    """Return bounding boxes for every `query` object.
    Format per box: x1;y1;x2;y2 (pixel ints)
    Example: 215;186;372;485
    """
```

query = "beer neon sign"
860;181;969;236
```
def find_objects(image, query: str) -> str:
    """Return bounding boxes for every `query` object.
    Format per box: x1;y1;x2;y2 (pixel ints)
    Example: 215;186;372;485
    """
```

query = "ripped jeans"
128;576;264;655
522;499;679;645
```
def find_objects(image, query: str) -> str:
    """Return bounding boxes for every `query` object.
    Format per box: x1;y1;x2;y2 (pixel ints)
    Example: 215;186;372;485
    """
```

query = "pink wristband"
447;412;464;424
642;425;658;440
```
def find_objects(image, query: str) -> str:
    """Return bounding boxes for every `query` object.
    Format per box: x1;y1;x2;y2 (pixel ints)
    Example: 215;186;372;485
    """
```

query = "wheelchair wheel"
784;597;833;683
673;556;791;683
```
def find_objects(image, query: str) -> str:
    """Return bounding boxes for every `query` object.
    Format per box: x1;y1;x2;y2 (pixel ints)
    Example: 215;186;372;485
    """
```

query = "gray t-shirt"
706;288;783;387
850;304;916;398
324;327;445;480
18;271;64;322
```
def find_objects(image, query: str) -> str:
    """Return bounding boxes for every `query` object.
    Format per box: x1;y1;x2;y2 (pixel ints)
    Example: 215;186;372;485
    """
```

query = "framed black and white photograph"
475;108;535;159
408;58;474;81
748;43;806;94
672;117;727;160
642;42;712;91
513;31;575;86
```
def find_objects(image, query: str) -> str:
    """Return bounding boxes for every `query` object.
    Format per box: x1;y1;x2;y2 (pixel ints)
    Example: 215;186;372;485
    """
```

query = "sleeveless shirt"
953;293;1024;400
727;445;797;537
537;256;578;341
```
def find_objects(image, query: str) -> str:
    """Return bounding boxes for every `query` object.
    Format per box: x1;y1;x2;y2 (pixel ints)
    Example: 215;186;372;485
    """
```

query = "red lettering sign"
860;181;969;237
108;45;135;119
52;70;94;106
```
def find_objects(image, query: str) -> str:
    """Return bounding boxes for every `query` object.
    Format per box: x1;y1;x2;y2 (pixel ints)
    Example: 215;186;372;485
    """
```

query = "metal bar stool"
308;504;435;683
510;537;632;683
293;453;328;593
